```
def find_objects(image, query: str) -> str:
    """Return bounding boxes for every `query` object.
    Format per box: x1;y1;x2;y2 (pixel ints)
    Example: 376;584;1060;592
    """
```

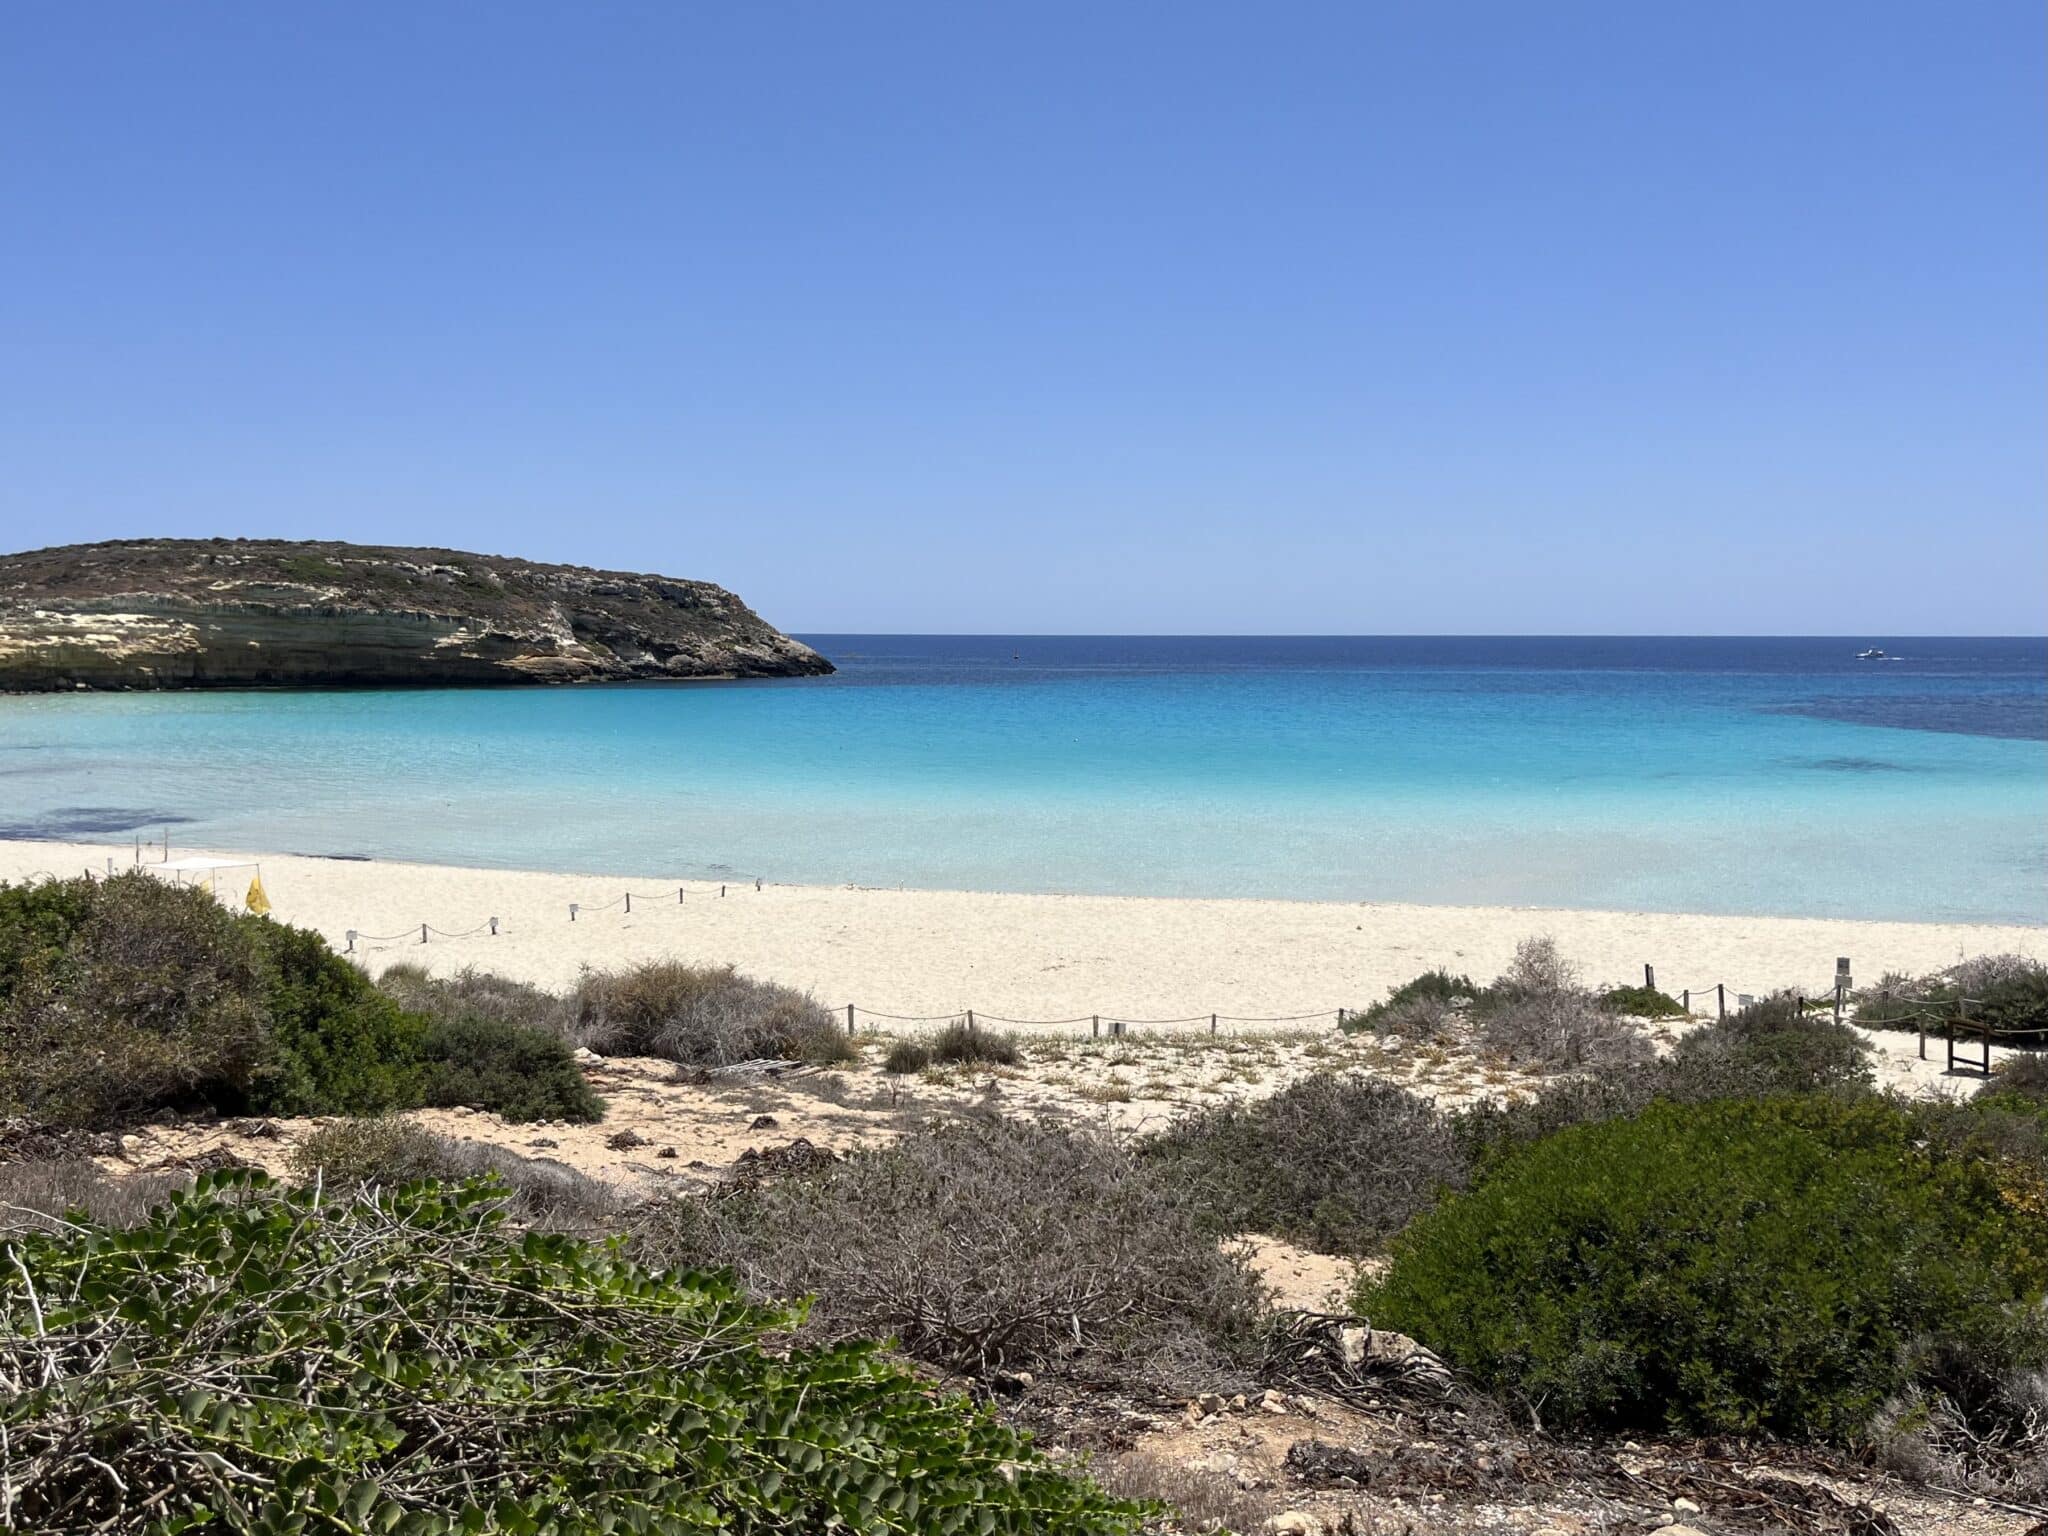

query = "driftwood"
1264;1311;1455;1404
707;1058;820;1079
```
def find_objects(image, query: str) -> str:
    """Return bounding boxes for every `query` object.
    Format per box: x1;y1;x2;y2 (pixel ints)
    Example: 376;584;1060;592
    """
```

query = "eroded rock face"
0;539;832;690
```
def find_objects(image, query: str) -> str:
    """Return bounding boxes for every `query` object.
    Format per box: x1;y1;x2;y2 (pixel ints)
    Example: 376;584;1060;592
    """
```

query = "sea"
0;636;2041;924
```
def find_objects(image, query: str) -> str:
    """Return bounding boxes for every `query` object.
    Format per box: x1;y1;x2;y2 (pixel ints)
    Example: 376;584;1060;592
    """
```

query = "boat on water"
1856;648;1887;660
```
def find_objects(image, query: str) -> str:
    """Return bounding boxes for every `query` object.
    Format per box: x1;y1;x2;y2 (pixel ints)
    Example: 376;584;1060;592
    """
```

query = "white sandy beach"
6;837;2039;1024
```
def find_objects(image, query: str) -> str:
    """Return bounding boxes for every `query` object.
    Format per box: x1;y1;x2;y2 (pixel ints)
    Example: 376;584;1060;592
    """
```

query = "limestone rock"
0;538;832;691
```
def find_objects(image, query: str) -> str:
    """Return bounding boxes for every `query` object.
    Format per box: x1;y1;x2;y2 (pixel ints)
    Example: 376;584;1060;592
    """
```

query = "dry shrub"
288;1117;619;1229
0;1159;191;1236
571;961;852;1067
1141;1074;1468;1255
1498;934;1579;995
881;1038;932;1074
1458;996;1874;1161
1950;954;2048;994
376;963;570;1035
1093;1452;1279;1533
1475;936;1651;1070
1997;1053;2048;1100
1342;970;1476;1036
1477;988;1651;1070
1368;992;1458;1041
630;1117;1267;1390
928;1021;1021;1067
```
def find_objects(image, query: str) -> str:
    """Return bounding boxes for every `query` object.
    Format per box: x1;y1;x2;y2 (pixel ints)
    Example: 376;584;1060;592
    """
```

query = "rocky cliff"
0;539;832;690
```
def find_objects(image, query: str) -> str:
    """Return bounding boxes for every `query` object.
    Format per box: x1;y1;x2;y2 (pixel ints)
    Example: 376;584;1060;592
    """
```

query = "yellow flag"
246;874;272;916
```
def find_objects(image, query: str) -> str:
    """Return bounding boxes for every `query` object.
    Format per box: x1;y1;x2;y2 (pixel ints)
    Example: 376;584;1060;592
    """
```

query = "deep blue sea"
1;636;2042;923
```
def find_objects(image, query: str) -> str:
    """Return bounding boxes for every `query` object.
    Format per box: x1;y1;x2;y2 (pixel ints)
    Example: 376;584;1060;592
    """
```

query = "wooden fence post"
1210;1013;1218;1035
1644;964;1655;989
419;924;427;945
966;1009;975;1035
1091;1015;1100;1039
846;1003;855;1036
1717;984;1726;1022
624;892;632;914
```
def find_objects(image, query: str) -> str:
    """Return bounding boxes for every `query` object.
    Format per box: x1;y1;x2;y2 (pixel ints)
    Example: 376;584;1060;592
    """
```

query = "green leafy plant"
0;1171;1149;1534
1363;1096;2048;1441
1596;983;1689;1018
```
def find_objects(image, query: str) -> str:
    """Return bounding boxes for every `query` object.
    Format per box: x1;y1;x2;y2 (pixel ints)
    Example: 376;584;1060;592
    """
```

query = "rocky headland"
0;538;831;689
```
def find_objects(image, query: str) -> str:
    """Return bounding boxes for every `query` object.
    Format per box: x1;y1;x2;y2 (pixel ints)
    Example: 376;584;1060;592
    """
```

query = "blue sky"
1;4;2040;634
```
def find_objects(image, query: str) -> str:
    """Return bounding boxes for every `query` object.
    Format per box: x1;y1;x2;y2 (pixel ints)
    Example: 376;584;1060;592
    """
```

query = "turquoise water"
1;636;2041;922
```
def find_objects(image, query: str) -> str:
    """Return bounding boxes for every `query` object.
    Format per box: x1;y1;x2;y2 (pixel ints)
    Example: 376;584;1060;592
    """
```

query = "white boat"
1856;648;1886;660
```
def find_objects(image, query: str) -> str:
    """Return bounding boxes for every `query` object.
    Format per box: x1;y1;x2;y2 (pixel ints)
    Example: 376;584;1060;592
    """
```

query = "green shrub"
0;873;430;1127
929;1021;1021;1067
1978;967;2048;1041
882;1037;933;1074
633;1118;1266;1390
1143;1074;1467;1254
1363;1096;2048;1441
0;875;660;1130
1661;994;1873;1098
1;1171;1146;1534
1597;983;1689;1018
249;919;427;1116
0;874;274;1127
415;1015;602;1122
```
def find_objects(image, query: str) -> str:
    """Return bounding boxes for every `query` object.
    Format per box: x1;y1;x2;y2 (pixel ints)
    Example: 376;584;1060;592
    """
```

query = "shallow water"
0;636;2041;922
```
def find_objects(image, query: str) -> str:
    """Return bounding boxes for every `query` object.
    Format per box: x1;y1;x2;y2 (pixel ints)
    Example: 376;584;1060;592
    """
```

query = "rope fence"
840;1005;1356;1040
320;919;2029;1070
340;879;768;953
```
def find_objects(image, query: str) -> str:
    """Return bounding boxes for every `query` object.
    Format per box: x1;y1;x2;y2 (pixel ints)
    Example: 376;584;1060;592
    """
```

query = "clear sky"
2;4;2040;634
